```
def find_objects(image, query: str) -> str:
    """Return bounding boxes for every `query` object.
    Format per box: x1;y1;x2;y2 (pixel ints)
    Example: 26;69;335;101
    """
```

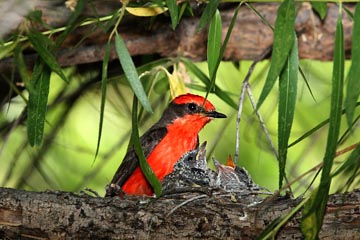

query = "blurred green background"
1;59;358;197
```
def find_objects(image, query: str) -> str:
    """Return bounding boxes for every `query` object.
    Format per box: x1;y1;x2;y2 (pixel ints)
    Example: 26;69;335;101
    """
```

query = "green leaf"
179;2;190;20
55;0;87;46
278;33;298;188
345;3;360;129
27;10;45;26
289;119;328;148
182;58;237;109
302;12;344;239
26;10;52;31
198;0;221;30
338;113;360;144
114;33;153;113
299;64;316;102
256;217;282;240
206;2;241;96
257;0;295;109
94;41;111;162
323;9;345;182
311;2;327;20
14;45;34;93
131;96;162;197
0;41;17;60
332;143;360;178
332;144;360;190
103;10;120;32
27;58;51;146
207;9;222;81
27;30;68;83
259;198;307;239
245;3;274;31
288;103;360;148
166;0;178;30
344;5;354;20
302;189;323;239
107;58;171;85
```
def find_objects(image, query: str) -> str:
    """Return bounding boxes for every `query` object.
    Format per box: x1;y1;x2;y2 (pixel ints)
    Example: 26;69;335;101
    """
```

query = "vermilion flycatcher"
107;93;226;196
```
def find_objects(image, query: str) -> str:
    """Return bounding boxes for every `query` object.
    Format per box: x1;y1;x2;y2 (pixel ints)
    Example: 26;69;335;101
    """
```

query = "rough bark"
0;187;359;239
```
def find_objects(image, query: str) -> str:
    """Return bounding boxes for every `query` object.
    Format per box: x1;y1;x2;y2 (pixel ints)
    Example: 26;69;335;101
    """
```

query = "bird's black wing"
107;127;168;190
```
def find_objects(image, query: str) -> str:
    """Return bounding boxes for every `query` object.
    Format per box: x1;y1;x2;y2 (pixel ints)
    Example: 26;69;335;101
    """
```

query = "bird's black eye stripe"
188;103;197;112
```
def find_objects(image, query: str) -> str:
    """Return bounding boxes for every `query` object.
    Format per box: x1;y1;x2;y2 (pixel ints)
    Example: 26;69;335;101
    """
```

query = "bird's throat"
121;114;211;195
121;119;203;195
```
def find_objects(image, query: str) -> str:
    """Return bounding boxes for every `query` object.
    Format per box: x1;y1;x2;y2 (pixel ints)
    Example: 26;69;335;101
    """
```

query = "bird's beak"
205;110;227;118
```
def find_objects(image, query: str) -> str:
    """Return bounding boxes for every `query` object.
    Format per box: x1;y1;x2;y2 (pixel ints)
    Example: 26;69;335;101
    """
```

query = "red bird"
107;93;226;196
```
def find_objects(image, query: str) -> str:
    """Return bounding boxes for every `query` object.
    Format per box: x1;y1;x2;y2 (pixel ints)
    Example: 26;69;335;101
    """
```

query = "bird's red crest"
172;93;216;111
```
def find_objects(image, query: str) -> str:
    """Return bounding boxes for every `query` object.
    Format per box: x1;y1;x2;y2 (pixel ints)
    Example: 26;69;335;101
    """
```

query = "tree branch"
0;187;359;239
0;3;354;74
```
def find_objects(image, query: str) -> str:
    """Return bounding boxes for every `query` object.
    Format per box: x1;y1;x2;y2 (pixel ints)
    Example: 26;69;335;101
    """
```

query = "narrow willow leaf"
257;0;295;109
344;5;354;20
302;13;344;239
182;58;237;109
259;198;307;239
289;103;360;148
311;2;327;20
27;59;51;146
256;218;282;240
27;30;68;83
26;10;44;26
115;33;153;113
179;2;189;20
299;65;316;102
198;0;221;30
345;3;360;129
55;0;87;46
131;96;162;196
321;7;344;189
246;3;274;31
103;10;120;32
338;113;360;144
14;45;34;93
278;34;298;188
301;189;322;239
207;9;222;81
289;119;328;148
94;41;111;161
0;42;17;60
207;3;241;95
1;74;27;104
332;143;360;190
332;143;360;177
108;58;171;86
166;0;178;30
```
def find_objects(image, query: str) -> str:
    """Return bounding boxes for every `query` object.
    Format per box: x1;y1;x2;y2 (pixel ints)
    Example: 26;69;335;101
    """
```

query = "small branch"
235;46;272;165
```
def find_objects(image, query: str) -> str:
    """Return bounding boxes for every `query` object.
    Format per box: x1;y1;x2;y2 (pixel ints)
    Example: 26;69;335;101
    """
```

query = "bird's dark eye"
188;103;197;112
186;156;194;162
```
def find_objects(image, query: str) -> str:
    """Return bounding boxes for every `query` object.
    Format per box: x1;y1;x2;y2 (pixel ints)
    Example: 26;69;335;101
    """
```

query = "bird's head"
161;93;227;131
